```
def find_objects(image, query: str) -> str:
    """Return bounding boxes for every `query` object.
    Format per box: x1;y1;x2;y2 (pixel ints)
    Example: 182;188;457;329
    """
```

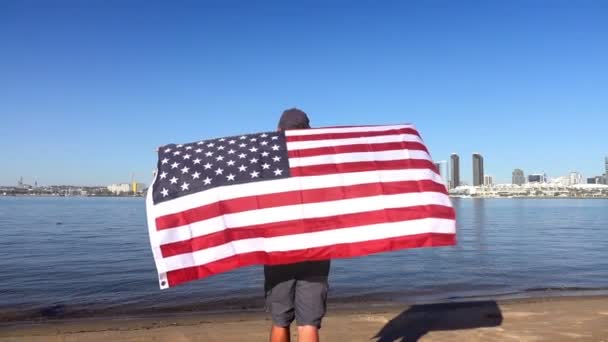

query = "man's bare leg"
297;325;319;342
270;325;290;342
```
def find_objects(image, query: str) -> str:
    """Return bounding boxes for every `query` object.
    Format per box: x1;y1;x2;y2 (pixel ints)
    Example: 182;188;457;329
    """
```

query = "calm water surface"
0;197;607;321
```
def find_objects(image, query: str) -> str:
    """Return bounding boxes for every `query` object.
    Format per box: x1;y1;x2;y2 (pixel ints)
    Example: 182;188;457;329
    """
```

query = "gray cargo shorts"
264;260;330;328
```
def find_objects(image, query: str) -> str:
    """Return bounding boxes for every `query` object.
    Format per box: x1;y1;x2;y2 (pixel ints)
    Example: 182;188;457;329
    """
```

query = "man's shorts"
264;260;330;328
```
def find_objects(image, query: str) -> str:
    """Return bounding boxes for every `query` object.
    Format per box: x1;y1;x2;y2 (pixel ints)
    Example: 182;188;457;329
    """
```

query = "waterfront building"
472;153;484;186
434;160;449;187
569;172;583;186
108;183;132;194
483;175;494;186
512;169;525;185
450;154;460;188
528;174;546;183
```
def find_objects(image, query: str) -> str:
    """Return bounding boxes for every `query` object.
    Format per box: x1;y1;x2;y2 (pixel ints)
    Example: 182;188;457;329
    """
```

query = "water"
1;197;607;321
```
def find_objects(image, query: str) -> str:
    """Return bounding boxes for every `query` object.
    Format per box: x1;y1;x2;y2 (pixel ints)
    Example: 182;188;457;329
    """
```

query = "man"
265;108;331;342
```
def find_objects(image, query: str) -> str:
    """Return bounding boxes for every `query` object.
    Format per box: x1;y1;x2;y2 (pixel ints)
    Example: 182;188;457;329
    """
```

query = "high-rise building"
512;169;525;185
569;172;583;186
483;175;494;186
605;156;607;177
450;154;460;188
472;153;484;186
528;174;546;183
434;160;449;187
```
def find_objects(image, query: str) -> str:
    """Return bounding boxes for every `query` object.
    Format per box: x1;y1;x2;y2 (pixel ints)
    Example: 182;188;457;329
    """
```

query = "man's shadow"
374;301;503;342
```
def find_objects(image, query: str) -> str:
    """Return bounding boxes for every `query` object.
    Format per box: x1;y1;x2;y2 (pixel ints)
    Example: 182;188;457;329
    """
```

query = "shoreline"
3;287;608;324
2;295;607;341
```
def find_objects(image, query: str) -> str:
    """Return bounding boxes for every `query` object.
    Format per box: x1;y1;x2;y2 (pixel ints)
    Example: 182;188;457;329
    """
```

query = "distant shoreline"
0;194;144;198
450;196;608;200
1;194;607;200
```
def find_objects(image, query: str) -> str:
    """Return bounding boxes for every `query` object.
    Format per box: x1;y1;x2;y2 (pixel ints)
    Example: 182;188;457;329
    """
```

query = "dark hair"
278;108;310;130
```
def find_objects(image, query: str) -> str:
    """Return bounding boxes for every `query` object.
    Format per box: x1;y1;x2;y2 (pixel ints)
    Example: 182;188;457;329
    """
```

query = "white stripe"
151;168;443;217
288;150;432;168
157;192;451;245
285;124;414;136
145;174;169;289
163;217;455;272
286;133;423;151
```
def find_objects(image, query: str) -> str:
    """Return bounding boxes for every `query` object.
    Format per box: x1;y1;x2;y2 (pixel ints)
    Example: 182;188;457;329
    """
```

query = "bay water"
0;197;607;321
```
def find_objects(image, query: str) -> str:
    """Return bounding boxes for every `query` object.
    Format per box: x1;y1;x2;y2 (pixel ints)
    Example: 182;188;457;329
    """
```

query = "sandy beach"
1;295;607;341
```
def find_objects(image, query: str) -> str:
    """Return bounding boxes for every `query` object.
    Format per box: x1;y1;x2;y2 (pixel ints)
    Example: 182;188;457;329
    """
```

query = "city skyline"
1;2;607;185
5;153;607;188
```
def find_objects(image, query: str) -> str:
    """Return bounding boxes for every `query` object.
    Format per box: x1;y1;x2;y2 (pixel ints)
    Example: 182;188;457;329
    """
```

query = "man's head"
277;108;310;131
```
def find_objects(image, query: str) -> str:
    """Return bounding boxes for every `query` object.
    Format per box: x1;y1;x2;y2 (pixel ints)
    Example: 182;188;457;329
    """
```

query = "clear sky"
1;0;606;186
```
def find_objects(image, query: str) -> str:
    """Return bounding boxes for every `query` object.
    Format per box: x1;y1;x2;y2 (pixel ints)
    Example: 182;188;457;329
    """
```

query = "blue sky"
1;0;606;186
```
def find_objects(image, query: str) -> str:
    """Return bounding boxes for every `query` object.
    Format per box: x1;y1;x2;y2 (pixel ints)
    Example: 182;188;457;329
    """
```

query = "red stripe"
165;232;456;287
161;205;456;257
285;127;420;142
155;179;447;230
287;141;429;158
290;159;437;177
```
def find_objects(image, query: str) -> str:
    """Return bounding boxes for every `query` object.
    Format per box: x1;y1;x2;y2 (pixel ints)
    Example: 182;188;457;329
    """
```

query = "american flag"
146;124;456;289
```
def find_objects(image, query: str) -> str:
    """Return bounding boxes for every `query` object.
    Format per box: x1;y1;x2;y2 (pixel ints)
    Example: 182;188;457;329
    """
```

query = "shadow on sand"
374;300;503;342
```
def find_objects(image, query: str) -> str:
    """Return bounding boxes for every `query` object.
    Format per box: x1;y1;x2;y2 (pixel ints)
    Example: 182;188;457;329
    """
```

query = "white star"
239;143;247;148
205;151;214;157
204;163;212;169
250;171;260;178
173;151;181;156
262;163;270;170
159;171;168;179
261;133;268;138
228;139;236;144
183;154;191;160
260;141;268;146
161;188;169;197
228;149;235;154
215;168;224;175
207;142;215;147
161;158;169;165
238;165;247;172
169;177;178;184
227;160;235;166
181;166;190;174
271;136;279;140
261;151;269;157
250;158;259;164
240;135;247;140
238;153;247;159
219;138;226;142
192;171;201;179
177;144;183;148
249;147;258;153
217;145;225;150
185;146;193;150
193;158;202;165
272;156;281;162
226;174;236;181
197;141;205;145
203;177;212;185
195;148;203;153
216;155;224;161
271;144;280;151
274;168;284;176
181;182;190;191
164;148;171;153
171;162;180;169
250;138;257;142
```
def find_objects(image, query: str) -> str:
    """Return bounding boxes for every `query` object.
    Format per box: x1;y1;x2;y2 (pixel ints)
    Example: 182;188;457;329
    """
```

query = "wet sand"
1;296;607;341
